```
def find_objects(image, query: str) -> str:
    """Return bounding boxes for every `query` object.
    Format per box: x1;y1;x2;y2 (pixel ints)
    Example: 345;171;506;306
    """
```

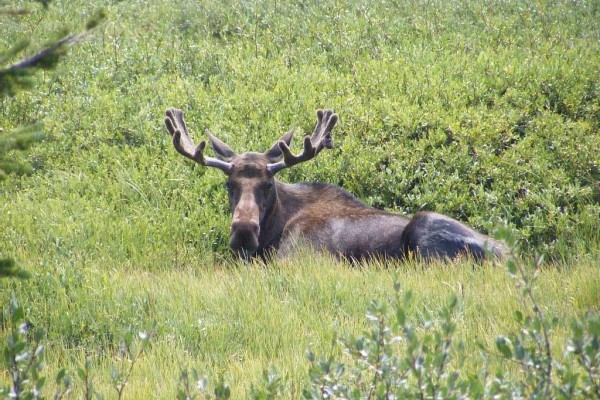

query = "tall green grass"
3;256;599;397
1;0;599;397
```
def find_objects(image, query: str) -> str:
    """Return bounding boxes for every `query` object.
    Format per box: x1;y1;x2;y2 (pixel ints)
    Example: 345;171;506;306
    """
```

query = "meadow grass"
1;0;599;397
3;254;599;397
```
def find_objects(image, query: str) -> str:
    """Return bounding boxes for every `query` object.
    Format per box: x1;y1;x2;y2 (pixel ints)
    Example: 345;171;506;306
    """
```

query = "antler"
164;108;233;174
267;109;338;175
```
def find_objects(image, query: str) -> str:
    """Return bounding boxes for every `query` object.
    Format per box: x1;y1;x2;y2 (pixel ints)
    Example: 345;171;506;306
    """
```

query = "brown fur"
165;108;506;262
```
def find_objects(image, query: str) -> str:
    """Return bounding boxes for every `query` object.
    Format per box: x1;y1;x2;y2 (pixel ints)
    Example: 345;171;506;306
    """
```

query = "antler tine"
311;109;337;152
165;108;199;159
164;108;233;174
267;109;338;175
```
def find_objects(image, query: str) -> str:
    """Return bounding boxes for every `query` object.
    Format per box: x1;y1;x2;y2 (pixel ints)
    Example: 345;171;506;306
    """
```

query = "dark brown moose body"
164;108;506;261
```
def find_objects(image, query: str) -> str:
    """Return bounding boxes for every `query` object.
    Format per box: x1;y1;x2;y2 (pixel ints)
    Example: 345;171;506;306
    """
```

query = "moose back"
164;108;506;261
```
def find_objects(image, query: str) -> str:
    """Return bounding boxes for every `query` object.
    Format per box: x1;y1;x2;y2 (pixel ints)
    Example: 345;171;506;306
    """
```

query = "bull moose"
164;108;506;261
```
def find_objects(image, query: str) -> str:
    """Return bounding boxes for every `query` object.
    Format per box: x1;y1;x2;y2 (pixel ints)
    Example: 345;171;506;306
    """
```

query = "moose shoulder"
164;108;506;261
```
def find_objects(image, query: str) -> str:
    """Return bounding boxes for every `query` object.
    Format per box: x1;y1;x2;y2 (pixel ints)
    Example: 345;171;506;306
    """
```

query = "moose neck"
255;180;365;256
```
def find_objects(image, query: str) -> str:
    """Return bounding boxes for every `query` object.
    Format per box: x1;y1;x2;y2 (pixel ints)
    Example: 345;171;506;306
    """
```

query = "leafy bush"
1;294;71;400
298;234;600;399
0;0;104;278
1;296;154;400
303;293;468;399
1;0;598;262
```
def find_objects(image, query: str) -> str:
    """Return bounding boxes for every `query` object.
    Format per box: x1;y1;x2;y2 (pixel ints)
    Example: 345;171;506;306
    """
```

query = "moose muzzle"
229;192;261;256
230;219;260;255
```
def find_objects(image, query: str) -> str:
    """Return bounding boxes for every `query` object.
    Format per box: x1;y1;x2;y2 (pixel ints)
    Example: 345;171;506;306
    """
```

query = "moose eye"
261;182;273;194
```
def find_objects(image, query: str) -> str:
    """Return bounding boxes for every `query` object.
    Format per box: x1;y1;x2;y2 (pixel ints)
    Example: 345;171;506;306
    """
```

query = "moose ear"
264;128;294;163
207;131;236;162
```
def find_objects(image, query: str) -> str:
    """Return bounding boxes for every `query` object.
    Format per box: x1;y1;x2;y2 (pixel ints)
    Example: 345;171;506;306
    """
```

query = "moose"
164;108;507;262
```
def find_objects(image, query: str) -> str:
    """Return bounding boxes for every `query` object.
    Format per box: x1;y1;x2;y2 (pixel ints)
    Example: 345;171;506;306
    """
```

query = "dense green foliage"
0;1;104;179
1;0;599;398
0;0;104;277
1;0;598;262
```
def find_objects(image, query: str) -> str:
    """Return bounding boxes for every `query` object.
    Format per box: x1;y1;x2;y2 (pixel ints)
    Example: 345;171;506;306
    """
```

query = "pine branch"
3;32;83;72
0;8;105;96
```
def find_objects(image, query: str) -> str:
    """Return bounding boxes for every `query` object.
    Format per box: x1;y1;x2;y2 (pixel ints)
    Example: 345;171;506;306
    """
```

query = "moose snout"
229;220;260;255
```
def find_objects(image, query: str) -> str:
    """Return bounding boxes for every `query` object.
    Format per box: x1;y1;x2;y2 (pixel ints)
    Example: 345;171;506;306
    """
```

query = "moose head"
165;108;338;259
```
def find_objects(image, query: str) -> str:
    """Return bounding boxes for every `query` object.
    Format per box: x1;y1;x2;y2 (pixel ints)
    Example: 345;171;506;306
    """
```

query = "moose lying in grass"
165;108;506;262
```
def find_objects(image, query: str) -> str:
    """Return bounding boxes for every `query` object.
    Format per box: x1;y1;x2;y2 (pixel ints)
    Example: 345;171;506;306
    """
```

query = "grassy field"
1;0;599;398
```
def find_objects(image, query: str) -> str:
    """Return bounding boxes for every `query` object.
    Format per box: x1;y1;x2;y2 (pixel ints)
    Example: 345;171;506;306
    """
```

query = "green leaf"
110;366;120;381
86;8;107;30
514;310;523;323
11;306;24;324
122;331;133;347
214;375;231;399
396;307;406;325
56;368;66;384
507;260;517;276
448;294;458;310
588;318;600;336
36;376;46;390
0;257;15;270
14;269;31;279
496;336;512;358
34;328;44;342
0;258;30;279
